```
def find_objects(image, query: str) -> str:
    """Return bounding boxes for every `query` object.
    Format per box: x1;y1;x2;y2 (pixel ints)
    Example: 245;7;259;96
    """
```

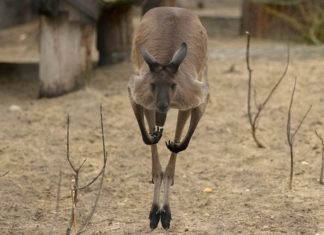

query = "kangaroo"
128;7;209;230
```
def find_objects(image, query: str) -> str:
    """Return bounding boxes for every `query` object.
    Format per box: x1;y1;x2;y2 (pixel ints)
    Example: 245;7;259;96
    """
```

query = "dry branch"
0;171;9;177
66;114;85;234
245;31;290;148
66;104;108;235
286;77;312;190
77;105;108;234
315;130;324;184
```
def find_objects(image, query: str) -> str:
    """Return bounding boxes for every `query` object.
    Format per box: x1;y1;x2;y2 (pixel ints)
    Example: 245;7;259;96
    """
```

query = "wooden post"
38;1;94;98
96;2;133;66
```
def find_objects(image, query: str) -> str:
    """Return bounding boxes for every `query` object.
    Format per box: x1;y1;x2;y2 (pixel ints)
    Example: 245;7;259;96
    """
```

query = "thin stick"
246;31;254;132
315;130;324;184
246;31;264;148
66;115;76;172
246;31;290;148
66;106;108;234
0;171;9;177
67;174;79;235
254;42;290;118
66;114;82;235
78;106;107;190
293;105;312;140
287;78;296;143
286;78;312;190
78;165;106;234
77;104;108;234
287;78;296;190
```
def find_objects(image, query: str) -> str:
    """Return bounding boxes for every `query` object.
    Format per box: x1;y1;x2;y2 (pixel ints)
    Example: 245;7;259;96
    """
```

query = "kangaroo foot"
149;204;160;230
160;204;172;230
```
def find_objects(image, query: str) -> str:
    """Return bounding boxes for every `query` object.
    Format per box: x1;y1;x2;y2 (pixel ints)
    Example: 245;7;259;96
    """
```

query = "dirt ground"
0;21;324;235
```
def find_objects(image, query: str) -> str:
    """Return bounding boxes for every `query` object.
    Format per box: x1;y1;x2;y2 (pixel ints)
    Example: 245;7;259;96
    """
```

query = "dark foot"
149;204;160;230
165;140;185;153
160;204;172;230
150;126;163;144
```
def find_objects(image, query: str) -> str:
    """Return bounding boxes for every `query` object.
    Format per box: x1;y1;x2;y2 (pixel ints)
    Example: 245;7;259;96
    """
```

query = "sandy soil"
0;23;324;235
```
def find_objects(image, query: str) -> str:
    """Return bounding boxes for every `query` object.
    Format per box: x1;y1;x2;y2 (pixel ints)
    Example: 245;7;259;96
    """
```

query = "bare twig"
77;104;108;234
67;174;78;235
286;78;296;190
0;171;9;177
66;114;83;235
246;31;253;122
286;78;312;190
66;105;108;235
246;31;290;148
293;105;312;140
315;130;324;184
78;105;107;191
67;115;87;174
66;115;76;173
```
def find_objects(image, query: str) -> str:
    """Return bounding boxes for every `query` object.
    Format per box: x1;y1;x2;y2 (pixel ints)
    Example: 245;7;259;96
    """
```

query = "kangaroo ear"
167;42;187;73
140;45;161;72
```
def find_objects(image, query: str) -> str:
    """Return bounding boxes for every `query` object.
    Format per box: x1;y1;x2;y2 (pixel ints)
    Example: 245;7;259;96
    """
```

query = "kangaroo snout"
157;102;169;113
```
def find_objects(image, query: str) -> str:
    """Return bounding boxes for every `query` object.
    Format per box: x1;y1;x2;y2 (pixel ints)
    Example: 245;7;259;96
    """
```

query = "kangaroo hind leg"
161;110;190;230
144;109;163;230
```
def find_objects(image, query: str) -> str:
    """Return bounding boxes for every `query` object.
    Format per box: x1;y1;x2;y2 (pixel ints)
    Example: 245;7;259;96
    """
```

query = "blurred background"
0;0;323;98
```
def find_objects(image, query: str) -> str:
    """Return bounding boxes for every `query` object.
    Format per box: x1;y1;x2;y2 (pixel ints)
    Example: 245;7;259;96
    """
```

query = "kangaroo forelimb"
165;105;204;153
130;99;163;145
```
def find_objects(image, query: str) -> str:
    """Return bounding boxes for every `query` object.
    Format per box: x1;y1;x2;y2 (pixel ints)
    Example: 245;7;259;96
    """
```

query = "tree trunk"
97;3;133;66
39;3;94;98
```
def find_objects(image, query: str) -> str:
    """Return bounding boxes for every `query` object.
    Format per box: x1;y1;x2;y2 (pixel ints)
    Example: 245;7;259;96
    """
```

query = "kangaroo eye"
171;83;177;91
150;83;156;91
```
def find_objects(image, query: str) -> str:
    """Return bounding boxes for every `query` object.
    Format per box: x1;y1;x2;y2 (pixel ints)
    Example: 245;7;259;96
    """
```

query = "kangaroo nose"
157;102;168;113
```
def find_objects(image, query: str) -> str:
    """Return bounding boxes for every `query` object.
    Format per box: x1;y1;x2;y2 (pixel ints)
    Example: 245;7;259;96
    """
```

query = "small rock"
9;105;22;112
262;225;269;230
203;187;213;193
19;33;27;41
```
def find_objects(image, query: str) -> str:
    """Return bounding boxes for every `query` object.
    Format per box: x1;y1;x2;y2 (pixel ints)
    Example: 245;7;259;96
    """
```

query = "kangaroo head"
140;42;187;113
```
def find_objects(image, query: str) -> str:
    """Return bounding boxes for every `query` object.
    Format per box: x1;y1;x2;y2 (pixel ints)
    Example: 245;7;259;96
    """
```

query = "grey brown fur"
128;7;209;230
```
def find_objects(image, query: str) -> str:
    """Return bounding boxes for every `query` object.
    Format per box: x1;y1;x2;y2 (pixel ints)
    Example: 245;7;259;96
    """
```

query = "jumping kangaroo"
128;7;209;230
